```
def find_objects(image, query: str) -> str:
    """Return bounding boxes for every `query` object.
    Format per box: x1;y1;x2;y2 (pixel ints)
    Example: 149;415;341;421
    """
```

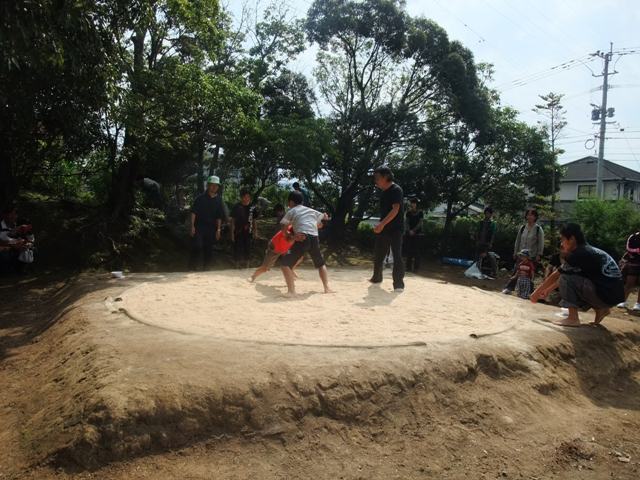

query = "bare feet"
552;318;581;327
248;276;255;283
324;288;335;294
282;291;296;298
593;308;610;324
552;308;581;327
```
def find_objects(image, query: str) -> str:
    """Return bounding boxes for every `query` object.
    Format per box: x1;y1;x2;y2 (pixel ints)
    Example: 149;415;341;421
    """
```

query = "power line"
497;55;595;90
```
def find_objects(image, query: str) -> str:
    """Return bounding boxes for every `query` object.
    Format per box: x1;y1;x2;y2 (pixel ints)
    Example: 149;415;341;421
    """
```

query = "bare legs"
281;264;333;296
552;306;611;327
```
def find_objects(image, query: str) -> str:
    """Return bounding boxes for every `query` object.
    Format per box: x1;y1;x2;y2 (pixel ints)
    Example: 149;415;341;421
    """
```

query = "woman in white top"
514;209;544;264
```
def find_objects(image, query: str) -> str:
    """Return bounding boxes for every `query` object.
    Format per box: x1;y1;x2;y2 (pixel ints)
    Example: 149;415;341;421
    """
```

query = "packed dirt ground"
1;262;639;480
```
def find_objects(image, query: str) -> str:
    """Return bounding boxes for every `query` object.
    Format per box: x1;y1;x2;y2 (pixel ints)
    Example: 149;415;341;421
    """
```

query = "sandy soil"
1;266;640;479
117;269;525;346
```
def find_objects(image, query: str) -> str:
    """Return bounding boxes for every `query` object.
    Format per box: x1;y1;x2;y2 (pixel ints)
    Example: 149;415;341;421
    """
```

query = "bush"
574;199;640;258
356;221;375;248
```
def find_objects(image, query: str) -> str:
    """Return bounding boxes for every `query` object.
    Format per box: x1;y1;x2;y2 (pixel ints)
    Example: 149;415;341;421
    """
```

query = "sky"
229;0;640;170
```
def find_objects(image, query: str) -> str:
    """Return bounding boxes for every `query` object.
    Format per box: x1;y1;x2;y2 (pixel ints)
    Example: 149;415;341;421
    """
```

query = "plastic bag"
464;262;485;279
19;249;34;264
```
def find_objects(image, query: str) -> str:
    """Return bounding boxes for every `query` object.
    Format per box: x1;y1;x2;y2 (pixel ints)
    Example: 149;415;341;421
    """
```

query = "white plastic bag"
18;249;34;264
464;262;485;279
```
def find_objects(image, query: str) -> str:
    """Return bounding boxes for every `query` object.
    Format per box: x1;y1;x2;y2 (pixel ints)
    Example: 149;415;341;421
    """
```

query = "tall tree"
395;104;555;250
0;0;122;205
303;0;490;244
533;92;566;237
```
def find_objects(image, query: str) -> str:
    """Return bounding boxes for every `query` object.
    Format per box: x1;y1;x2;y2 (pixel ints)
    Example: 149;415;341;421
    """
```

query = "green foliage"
303;0;492;243
574;199;640;258
356;222;375;249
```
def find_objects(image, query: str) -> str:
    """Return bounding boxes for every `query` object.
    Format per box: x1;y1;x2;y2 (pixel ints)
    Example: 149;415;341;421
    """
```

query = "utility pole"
592;43;615;199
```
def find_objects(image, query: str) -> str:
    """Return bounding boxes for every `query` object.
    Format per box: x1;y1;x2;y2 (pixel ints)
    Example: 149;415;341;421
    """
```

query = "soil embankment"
1;270;639;479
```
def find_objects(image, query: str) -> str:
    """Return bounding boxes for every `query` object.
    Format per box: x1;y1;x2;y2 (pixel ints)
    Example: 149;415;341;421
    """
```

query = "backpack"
626;232;640;254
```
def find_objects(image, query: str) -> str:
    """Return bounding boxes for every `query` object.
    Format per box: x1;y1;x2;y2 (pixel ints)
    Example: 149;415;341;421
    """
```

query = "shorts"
621;262;640;280
280;235;325;269
261;242;281;270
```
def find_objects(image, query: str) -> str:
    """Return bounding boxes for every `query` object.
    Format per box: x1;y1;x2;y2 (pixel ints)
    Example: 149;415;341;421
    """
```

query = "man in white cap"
189;176;227;270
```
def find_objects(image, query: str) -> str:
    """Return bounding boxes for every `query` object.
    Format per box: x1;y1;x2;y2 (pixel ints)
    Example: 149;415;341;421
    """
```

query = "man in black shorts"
279;191;332;296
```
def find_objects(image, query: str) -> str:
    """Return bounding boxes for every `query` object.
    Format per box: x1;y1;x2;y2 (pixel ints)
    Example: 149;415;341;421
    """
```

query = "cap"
206;175;220;185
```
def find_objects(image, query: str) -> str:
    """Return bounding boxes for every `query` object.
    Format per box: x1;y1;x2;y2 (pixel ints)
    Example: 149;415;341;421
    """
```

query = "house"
557;156;640;217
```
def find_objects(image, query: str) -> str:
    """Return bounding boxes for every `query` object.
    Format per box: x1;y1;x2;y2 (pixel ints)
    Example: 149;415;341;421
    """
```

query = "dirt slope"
1;270;639;480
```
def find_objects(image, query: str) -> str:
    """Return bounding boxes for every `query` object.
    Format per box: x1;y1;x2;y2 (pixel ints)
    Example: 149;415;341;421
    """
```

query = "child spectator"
617;231;640;311
503;249;535;299
230;188;258;269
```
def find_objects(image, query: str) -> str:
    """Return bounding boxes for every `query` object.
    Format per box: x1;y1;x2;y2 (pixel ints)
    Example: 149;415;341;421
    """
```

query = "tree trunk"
109;27;147;221
328;191;356;247
196;135;205;195
0;154;16;206
209;144;220;176
440;199;455;255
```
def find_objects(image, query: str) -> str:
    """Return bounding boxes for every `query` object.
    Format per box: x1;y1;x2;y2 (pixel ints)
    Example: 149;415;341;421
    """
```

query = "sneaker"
632;303;640;311
394;288;404;293
616;302;627;309
502;288;511;295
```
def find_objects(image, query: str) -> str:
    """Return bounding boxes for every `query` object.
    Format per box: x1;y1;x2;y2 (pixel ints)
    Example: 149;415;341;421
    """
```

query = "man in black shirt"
189;176;227;271
530;223;624;326
404;198;423;273
370;167;405;291
230;188;258;268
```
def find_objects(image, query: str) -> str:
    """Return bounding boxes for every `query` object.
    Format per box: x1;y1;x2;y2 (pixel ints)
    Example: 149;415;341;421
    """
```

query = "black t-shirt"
560;245;625;305
191;193;226;230
406;210;423;232
231;203;259;234
380;183;404;233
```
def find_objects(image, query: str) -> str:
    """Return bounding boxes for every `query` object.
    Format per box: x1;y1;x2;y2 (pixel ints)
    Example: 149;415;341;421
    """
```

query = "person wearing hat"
503;249;535;299
189;176;227;271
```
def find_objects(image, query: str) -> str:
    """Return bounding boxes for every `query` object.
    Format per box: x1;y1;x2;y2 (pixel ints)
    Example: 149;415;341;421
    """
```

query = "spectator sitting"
0;203;35;274
530;223;624;326
476;207;498;279
135;175;164;208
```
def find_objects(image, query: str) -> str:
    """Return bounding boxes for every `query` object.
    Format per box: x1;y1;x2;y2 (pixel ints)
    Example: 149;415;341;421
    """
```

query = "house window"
577;184;596;199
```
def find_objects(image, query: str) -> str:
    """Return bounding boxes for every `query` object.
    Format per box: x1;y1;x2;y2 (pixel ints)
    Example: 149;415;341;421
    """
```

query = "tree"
0;0;122;205
106;0;227;220
396;105;555;250
303;0;490;244
533;92;566;240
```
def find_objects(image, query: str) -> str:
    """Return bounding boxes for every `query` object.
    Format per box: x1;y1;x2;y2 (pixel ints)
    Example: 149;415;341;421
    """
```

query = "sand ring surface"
117;269;525;347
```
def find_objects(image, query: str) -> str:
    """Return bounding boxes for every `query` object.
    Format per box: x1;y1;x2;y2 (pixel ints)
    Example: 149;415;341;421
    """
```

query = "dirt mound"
2;270;640;479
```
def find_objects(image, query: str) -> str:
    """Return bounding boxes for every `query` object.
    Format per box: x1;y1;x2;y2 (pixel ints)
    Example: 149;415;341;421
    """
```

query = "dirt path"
1;268;640;479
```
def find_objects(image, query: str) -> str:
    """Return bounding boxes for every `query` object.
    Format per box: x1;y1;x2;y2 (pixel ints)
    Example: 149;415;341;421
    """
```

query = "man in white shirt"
279;191;332;295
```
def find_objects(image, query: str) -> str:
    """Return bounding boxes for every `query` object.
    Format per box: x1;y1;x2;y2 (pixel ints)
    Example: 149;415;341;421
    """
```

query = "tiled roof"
560;156;640;182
